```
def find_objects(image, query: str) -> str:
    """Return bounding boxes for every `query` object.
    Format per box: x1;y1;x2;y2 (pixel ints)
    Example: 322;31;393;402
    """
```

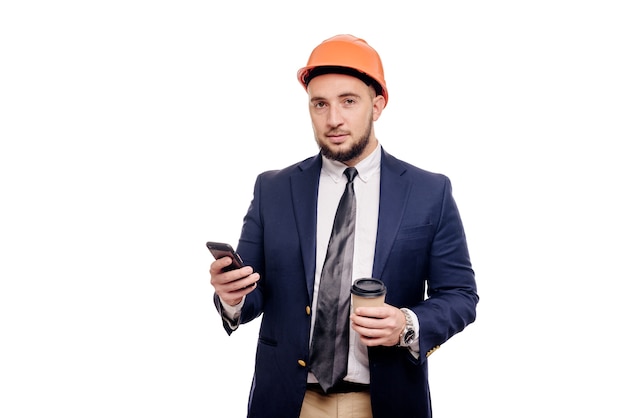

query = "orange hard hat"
297;34;388;105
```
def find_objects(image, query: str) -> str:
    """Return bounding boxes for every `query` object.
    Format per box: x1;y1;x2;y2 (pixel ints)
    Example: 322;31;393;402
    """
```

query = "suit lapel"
290;150;409;299
373;150;411;279
291;154;323;302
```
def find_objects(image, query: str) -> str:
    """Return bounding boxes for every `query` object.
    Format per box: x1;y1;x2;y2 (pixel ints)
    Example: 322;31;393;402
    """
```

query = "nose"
327;105;343;128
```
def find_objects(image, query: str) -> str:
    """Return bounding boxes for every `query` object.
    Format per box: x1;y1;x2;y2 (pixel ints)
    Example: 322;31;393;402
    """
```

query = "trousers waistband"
307;381;370;394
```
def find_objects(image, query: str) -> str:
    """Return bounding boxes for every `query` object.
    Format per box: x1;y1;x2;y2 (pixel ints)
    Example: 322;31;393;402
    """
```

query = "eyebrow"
310;92;361;102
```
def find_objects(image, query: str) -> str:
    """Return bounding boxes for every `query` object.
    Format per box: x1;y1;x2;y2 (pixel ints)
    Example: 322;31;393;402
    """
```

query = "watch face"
404;329;416;344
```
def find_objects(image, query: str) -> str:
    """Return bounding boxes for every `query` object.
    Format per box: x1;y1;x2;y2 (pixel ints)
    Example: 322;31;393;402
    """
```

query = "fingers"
210;257;253;281
210;257;252;277
352;305;388;319
210;257;259;306
351;305;404;346
212;271;260;307
353;327;389;346
223;274;259;292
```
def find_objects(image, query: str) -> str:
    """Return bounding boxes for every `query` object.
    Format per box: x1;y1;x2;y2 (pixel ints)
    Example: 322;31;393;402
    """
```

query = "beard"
316;118;373;163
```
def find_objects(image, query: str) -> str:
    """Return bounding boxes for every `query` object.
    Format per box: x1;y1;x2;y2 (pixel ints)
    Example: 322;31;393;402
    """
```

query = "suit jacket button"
298;360;306;367
305;306;311;315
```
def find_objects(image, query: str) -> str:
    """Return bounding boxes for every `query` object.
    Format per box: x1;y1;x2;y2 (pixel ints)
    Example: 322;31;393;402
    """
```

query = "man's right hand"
209;257;259;306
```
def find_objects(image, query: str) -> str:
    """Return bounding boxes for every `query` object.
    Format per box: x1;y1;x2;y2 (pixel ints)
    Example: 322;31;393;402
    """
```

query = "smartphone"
206;241;244;271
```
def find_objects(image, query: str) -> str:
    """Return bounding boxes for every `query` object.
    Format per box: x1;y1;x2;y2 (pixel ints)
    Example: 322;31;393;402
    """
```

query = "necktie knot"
344;167;358;183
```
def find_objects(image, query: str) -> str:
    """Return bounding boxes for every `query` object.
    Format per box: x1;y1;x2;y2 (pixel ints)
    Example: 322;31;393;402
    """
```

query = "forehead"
307;73;370;99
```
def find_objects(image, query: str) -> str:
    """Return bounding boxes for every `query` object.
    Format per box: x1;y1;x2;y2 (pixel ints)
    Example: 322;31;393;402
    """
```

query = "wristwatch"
398;308;416;347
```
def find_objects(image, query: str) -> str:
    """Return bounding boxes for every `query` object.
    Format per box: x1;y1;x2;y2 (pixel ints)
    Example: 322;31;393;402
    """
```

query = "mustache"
325;129;350;136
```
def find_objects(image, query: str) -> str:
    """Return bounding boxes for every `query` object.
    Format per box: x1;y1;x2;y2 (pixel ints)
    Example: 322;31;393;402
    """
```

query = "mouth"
326;132;350;144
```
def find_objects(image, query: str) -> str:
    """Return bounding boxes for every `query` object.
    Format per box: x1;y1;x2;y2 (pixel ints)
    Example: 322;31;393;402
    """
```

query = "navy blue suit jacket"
214;148;478;418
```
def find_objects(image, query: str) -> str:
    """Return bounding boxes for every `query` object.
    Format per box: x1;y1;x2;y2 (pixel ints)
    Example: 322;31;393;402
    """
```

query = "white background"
1;1;625;417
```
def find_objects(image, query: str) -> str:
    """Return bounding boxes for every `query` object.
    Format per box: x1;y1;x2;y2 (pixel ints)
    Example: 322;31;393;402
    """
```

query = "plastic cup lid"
351;278;386;297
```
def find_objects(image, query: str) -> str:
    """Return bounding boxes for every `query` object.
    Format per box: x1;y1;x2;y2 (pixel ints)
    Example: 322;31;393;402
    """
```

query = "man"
210;34;478;418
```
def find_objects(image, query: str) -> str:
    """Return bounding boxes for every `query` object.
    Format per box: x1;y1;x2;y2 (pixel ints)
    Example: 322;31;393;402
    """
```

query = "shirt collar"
321;143;382;183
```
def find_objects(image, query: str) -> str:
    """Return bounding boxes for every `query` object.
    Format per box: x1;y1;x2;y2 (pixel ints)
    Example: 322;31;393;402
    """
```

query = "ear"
372;95;386;121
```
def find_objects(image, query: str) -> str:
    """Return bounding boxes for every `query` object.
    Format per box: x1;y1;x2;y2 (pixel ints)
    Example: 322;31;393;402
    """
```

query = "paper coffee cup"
351;278;386;310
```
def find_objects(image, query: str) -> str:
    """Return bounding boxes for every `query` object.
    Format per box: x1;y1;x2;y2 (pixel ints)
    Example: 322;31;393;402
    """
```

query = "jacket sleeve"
413;177;478;361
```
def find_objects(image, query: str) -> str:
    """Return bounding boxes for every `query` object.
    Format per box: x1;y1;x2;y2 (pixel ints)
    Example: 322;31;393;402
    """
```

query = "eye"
313;101;327;109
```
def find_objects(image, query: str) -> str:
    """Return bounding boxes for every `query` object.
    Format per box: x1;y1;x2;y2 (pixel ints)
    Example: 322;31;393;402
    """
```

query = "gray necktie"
309;167;358;393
